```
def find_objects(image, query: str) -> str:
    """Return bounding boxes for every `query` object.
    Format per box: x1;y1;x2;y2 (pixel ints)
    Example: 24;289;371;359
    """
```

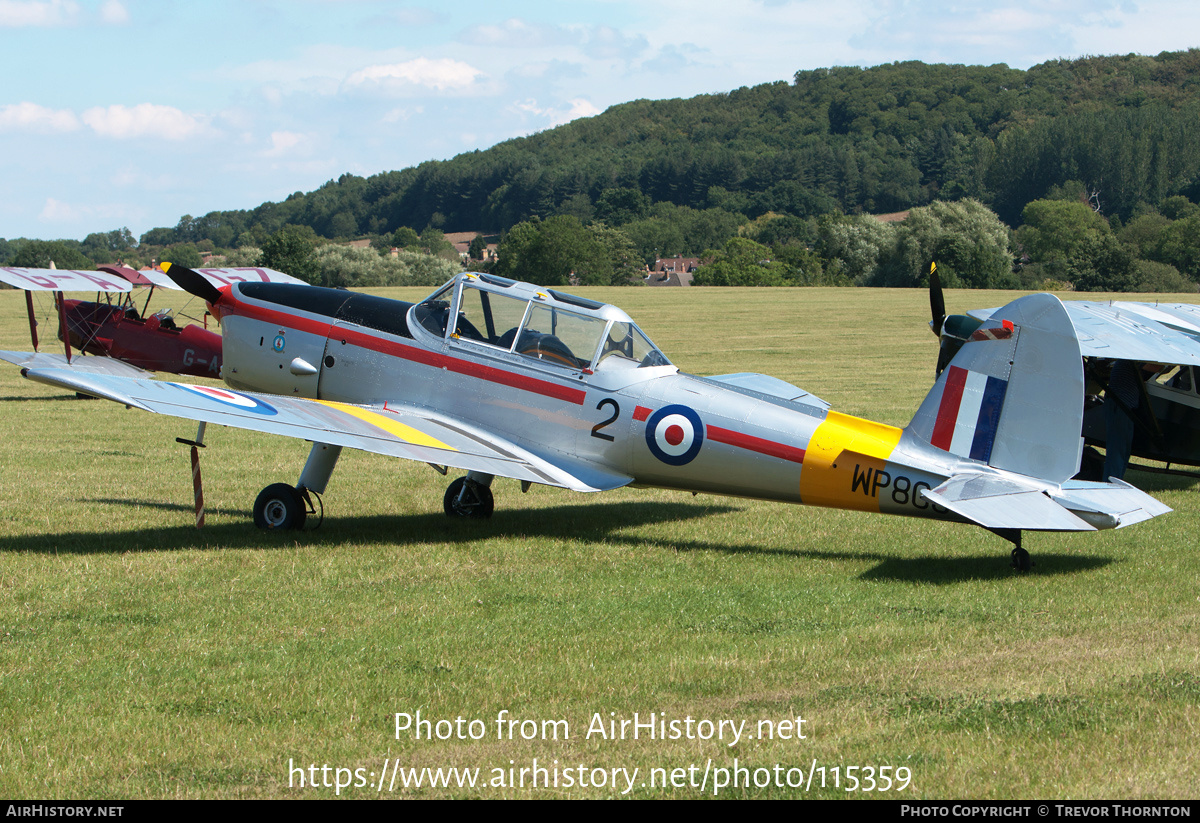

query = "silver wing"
21;367;632;494
968;300;1200;363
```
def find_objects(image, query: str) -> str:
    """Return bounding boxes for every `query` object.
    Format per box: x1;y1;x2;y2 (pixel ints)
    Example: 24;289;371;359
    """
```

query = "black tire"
254;483;308;530
443;477;494;518
1011;547;1032;572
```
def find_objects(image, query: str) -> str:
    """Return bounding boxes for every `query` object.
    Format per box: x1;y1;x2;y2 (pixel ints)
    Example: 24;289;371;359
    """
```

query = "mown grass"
0;285;1196;799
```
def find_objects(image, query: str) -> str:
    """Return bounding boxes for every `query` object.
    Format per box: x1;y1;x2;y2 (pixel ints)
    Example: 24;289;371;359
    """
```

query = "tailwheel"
444;476;494;518
254;482;308;530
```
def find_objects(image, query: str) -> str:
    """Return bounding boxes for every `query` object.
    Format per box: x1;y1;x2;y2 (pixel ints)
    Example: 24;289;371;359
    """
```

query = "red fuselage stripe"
229;294;588;405
706;425;807;464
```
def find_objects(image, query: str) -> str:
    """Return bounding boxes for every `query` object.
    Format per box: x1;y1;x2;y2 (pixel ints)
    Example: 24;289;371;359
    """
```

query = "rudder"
908;293;1084;483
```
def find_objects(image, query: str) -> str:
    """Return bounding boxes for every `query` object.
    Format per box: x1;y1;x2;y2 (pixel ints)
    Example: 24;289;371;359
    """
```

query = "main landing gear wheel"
1010;547;1032;572
254;483;308;530
443;477;494;518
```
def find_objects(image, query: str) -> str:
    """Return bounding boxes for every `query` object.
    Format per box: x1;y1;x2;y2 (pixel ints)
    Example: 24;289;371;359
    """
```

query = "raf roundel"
645;404;704;466
173;383;279;416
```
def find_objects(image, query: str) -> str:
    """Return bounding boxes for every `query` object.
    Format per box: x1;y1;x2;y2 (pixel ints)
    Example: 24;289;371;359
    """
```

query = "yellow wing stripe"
799;411;903;512
314;400;456;451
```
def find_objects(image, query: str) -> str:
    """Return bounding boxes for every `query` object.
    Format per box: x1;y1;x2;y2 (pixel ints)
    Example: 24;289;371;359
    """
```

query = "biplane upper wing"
19;367;633;494
137;266;310;291
0;267;137;293
0;266;308;293
968;300;1200;364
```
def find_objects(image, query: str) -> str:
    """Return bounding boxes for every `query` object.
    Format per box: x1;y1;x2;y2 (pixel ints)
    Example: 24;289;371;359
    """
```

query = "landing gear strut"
995;528;1033;572
444;474;494;518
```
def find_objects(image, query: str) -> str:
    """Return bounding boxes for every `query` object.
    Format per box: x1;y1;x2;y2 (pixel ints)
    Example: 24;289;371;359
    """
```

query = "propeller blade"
929;263;945;338
161;262;223;305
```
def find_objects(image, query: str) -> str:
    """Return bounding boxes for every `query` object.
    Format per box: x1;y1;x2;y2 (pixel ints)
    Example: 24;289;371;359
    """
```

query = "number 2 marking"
591;398;620;441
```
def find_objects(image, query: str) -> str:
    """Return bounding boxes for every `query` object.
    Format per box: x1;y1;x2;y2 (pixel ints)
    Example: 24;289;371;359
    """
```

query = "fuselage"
209;273;956;521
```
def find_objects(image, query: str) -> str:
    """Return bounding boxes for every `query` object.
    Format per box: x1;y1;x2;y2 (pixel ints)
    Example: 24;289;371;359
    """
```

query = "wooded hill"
141;50;1200;245
8;50;1200;292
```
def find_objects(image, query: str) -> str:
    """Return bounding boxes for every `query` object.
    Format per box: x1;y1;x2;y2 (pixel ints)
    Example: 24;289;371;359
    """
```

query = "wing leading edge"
21;368;632;494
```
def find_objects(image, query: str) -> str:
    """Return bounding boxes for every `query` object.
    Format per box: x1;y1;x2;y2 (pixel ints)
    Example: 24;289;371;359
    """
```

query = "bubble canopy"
411;272;671;372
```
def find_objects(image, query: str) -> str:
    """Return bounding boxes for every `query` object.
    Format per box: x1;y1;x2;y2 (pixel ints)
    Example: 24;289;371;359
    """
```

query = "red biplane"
0;264;306;378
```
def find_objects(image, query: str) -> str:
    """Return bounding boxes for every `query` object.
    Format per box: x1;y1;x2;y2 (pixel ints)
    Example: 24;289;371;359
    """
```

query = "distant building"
445;230;499;263
646;256;699;286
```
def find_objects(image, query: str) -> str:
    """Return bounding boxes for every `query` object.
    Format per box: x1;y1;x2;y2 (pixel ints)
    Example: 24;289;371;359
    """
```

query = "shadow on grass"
0;393;84;402
857;552;1112;583
1122;467;1200;493
4;500;738;556
6;497;1115;582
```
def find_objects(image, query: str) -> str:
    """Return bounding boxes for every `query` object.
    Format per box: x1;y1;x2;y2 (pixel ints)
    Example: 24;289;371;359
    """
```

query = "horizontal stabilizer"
924;474;1095;531
924;472;1172;532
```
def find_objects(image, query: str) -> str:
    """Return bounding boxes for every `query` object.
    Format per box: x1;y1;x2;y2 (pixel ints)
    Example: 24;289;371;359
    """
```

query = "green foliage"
889;199;1012;288
1149;213;1200;278
817;215;897;286
312;245;457;289
258;225;320;283
693;237;786;286
161;243;202;269
468;234;487;260
11;239;93;270
1015;199;1110;266
496;216;637;286
1134;259;1198;293
1066;233;1140;292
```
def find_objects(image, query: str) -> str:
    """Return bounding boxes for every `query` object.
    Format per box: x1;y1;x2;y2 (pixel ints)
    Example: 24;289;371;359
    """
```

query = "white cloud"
99;0;127;24
0;102;80;133
38;196;131;224
263;131;308;157
345;57;485;92
0;0;80;27
81;104;205;140
513;97;601;128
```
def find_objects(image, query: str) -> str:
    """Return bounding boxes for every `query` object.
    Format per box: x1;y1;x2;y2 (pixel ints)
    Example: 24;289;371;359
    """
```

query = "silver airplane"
5;266;1172;571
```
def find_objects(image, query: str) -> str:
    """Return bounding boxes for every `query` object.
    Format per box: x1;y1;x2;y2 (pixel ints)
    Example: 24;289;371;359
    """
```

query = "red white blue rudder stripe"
929;366;1009;462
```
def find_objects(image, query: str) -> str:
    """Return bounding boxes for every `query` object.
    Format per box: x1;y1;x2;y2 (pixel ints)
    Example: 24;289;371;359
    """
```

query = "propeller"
929;262;945;339
161;261;223;305
926;262;983;377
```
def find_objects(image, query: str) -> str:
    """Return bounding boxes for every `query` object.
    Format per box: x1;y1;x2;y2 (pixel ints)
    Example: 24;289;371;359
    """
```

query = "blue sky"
3;0;1200;241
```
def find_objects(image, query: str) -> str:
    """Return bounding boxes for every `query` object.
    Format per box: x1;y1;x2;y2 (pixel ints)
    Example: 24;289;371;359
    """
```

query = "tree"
496;216;634;286
468;235;487;260
161;243;202;269
889;199;1012;288
816;214;897;285
11;240;93;270
259;225;319;283
693;237;786;286
1015;199;1111;267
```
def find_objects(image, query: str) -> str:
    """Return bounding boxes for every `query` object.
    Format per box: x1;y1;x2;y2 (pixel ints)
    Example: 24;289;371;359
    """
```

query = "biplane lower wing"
0;350;150;377
21;367;633;494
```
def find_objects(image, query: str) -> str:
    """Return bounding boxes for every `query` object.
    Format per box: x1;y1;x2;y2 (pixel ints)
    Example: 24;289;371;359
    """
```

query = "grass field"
0;284;1196;799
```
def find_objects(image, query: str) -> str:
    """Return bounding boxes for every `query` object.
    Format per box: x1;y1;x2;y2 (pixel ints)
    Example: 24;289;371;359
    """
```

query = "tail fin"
907;293;1170;532
907;293;1084;483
